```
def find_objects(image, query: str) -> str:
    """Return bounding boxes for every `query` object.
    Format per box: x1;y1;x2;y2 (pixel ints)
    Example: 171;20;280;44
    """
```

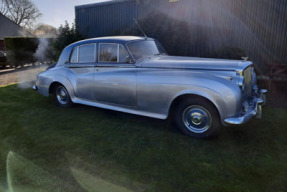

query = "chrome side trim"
72;98;167;120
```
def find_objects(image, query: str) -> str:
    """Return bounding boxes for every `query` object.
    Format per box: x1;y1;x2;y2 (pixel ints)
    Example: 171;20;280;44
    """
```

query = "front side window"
99;43;130;63
70;44;96;63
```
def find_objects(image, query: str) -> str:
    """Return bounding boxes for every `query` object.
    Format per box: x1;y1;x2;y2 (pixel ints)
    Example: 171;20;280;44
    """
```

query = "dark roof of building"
75;0;135;9
0;12;34;40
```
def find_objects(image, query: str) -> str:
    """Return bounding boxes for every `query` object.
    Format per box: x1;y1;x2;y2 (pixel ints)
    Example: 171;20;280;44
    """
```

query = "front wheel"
174;98;221;138
53;85;72;108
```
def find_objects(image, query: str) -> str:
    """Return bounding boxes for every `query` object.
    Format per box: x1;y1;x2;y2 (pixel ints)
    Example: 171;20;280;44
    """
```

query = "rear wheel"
174;98;221;138
53;84;72;108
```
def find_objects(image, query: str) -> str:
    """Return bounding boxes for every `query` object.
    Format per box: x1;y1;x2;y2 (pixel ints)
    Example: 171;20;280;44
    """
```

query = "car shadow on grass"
71;103;180;135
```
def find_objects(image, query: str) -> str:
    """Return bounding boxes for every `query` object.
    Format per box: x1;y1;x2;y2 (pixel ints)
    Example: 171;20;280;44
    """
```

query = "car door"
66;43;96;101
94;43;137;107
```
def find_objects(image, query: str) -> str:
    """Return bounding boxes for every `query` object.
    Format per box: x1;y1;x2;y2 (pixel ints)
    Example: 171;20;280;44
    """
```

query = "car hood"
138;56;252;71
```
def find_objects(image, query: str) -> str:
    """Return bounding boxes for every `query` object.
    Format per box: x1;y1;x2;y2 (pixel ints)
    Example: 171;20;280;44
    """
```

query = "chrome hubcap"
191;113;204;125
182;105;212;133
56;87;68;105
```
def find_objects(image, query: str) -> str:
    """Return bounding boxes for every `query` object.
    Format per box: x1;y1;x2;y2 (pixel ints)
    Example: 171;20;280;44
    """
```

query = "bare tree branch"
0;0;42;29
0;0;9;15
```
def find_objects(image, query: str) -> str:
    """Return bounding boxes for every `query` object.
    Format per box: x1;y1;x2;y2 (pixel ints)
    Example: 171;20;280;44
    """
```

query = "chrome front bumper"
224;89;267;125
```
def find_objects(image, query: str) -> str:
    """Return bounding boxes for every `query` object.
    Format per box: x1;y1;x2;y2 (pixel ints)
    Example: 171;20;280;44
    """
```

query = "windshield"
127;40;167;61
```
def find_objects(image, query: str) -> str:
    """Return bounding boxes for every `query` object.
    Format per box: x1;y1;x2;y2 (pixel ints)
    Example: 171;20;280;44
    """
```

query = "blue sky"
32;0;109;28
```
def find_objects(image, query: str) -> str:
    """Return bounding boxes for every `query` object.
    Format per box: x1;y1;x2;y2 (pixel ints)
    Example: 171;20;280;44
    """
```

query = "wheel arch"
49;82;62;94
168;93;222;123
48;79;75;99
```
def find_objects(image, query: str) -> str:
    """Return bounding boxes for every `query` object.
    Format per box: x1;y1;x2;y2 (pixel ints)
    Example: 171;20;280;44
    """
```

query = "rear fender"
48;77;75;99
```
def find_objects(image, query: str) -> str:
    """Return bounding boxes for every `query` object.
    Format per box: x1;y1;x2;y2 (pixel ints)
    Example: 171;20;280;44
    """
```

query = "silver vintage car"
33;36;267;138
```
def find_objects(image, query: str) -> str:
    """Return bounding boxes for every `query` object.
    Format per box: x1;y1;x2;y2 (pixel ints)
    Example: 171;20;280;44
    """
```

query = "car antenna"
133;18;147;39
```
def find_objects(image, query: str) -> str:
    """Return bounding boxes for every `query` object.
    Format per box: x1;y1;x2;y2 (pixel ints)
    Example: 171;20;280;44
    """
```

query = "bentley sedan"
33;36;267;138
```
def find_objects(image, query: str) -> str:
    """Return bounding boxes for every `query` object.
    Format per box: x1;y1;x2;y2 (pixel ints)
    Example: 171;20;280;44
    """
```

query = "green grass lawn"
0;84;286;192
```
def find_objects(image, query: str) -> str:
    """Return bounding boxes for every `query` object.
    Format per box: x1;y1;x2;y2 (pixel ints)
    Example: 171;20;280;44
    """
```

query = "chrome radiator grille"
243;66;252;97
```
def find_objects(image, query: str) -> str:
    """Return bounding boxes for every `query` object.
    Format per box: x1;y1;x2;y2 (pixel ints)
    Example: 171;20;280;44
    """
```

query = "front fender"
168;74;243;125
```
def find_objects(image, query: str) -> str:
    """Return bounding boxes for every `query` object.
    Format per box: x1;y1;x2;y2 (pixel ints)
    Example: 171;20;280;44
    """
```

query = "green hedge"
5;37;38;67
4;37;56;67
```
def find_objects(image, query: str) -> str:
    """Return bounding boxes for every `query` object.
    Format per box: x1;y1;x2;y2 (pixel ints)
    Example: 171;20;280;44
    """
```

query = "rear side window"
99;43;130;63
70;44;96;63
79;44;95;63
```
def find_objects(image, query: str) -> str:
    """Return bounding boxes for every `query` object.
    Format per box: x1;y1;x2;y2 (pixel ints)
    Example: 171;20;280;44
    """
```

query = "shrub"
4;37;56;67
4;37;38;67
53;21;85;59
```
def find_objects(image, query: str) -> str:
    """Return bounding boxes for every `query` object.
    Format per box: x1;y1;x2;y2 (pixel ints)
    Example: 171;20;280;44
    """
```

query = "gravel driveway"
0;65;46;87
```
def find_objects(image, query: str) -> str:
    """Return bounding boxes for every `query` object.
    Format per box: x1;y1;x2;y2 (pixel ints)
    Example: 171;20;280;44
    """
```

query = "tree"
0;0;42;29
0;0;8;15
34;24;58;38
53;21;85;58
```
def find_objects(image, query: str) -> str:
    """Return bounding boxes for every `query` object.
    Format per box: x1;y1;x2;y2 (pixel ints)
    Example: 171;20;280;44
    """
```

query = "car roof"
57;36;154;66
71;36;153;46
